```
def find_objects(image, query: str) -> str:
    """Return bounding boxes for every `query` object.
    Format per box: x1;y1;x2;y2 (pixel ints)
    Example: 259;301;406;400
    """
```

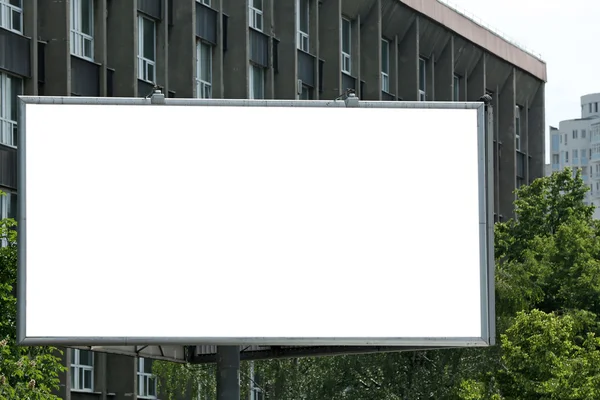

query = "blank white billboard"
17;97;493;347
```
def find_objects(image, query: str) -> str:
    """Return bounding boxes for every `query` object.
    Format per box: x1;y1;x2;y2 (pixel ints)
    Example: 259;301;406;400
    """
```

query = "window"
0;72;21;147
582;129;587;139
200;0;211;5
299;84;312;100
70;0;94;60
582;148;587;159
453;75;460;101
249;0;263;31
552;154;559;164
138;358;157;399
249;64;265;99
297;0;309;52
418;58;426;101
590;103;593;113
573;129;578;139
381;39;389;93
596;103;599;113
566;151;569;163
565;133;567;145
560;135;562;144
0;0;22;33
574;149;578;159
515;105;521;151
341;18;351;74
196;40;212;98
71;350;93;392
137;15;156;83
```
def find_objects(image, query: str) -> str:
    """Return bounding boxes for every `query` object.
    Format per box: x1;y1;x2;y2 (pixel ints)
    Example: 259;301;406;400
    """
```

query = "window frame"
453;75;460;101
70;0;94;60
0;72;22;148
200;0;211;5
381;38;390;93
249;0;263;31
71;349;94;392
341;17;351;75
0;0;23;34
296;0;309;52
196;40;212;99
515;105;521;151
249;63;265;100
418;57;426;101
137;15;157;83
137;358;158;399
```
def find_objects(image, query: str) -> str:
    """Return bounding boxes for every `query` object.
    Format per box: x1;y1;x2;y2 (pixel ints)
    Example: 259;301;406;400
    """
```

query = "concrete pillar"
169;0;195;98
156;0;169;93
528;83;545;182
38;0;70;95
222;0;249;99
466;53;485;101
498;68;516;218
273;0;296;99
214;0;224;98
96;352;108;400
95;0;108;96
107;0;137;96
22;0;37;94
434;35;453;101
391;34;398;99
318;0;341;100
426;52;434;100
265;0;275;99
107;354;137;400
360;0;381;100
352;14;361;96
397;17;418;101
55;347;71;399
312;0;320;99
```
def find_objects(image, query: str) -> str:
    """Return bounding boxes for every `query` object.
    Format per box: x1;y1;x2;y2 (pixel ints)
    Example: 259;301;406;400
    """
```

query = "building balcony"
297;50;315;89
581;157;589;166
71;55;100;96
552;163;560;170
341;72;356;93
573;158;579;165
0;27;30;77
592;153;600;162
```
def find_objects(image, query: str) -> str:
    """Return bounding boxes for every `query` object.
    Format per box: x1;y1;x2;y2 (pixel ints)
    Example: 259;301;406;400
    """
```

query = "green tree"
0;205;65;399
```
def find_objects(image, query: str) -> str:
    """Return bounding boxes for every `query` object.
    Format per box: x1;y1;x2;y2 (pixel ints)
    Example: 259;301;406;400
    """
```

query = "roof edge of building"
399;0;547;82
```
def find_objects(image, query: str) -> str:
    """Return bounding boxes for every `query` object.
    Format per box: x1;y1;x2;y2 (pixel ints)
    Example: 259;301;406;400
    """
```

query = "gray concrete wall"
94;0;108;96
434;36;453;101
498;68;517;217
106;354;136;400
107;0;137;96
22;0;37;94
222;0;249;99
273;0;296;99
318;0;341;99
169;0;195;98
397;17;418;100
38;0;70;95
360;0;381;100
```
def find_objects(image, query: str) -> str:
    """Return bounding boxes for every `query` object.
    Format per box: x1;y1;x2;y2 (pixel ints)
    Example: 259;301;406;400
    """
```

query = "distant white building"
549;93;600;218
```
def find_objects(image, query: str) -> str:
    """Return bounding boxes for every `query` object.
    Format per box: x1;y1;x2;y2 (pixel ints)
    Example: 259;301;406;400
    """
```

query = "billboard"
17;96;494;350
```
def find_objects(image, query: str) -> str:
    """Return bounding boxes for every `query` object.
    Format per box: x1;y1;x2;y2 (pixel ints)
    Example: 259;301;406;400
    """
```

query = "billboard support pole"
216;346;240;400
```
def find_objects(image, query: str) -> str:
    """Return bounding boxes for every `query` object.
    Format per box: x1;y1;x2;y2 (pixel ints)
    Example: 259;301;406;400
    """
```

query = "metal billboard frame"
16;94;495;354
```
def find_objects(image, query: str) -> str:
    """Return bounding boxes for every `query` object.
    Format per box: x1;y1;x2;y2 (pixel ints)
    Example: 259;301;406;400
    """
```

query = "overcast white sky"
441;0;598;162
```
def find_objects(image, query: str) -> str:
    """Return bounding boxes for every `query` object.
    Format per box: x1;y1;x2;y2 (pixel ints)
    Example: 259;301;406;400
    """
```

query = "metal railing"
435;0;544;61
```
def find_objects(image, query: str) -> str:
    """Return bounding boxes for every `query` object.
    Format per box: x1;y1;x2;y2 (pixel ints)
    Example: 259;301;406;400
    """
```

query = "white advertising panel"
17;98;494;347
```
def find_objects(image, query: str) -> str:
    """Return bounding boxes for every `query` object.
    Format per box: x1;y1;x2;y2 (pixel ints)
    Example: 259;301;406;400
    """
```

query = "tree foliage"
0;207;65;399
155;168;600;399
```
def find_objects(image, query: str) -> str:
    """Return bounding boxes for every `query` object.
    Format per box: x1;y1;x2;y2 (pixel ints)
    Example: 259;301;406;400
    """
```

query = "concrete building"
0;0;546;398
548;93;600;218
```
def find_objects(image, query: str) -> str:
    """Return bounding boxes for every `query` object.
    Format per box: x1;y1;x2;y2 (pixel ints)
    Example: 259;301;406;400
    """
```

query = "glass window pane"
342;19;350;53
84;38;92;58
143;358;152;373
79;350;92;365
9;76;21;122
9;0;21;7
11;9;20;32
149;377;157;396
299;0;309;32
147;63;154;82
419;58;426;90
84;369;92;389
381;40;389;73
142;18;155;61
8;193;16;220
70;367;77;388
252;0;262;11
201;43;211;81
81;0;92;35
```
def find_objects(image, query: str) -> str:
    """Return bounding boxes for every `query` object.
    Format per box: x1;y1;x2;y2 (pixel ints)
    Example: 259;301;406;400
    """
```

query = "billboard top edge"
18;95;484;110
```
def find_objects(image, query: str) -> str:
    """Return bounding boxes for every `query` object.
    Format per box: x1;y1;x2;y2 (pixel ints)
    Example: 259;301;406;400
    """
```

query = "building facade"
548;93;600;219
0;0;546;398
